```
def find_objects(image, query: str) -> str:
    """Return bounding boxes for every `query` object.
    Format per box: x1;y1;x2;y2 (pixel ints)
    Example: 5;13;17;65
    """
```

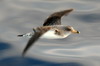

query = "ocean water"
0;0;100;66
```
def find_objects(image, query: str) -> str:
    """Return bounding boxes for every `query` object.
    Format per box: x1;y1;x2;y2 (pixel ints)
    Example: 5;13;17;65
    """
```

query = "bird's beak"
71;29;80;34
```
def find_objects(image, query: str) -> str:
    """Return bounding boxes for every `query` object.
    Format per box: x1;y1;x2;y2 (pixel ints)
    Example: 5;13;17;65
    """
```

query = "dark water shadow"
74;13;100;23
0;56;83;66
0;42;11;51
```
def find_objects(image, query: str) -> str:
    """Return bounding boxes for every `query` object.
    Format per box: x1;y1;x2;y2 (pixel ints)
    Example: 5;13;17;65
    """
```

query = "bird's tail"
17;32;34;38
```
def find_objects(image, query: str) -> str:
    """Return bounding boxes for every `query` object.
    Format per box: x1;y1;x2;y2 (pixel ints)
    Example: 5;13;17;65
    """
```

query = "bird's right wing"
43;9;73;26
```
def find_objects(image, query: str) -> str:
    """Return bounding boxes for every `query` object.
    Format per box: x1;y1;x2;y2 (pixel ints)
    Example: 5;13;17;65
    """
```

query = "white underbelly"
40;30;71;39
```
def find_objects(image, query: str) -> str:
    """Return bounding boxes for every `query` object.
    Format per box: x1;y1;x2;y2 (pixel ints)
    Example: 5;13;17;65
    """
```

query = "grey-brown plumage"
22;32;42;56
43;9;73;26
22;26;52;56
20;9;80;56
22;26;79;56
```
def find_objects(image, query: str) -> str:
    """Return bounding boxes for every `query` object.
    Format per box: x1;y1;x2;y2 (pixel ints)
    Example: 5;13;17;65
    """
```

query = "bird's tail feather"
17;32;34;38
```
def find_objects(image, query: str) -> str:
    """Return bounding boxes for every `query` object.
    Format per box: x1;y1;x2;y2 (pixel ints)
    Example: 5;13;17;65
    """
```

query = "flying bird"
18;9;80;56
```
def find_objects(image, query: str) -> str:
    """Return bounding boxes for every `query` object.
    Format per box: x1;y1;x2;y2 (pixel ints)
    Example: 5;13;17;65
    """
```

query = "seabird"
18;9;80;56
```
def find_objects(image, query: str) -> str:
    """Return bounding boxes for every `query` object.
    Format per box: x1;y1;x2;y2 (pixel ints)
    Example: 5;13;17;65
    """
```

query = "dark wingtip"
22;46;28;57
22;48;27;57
22;51;25;57
51;8;74;17
63;8;74;15
68;8;74;12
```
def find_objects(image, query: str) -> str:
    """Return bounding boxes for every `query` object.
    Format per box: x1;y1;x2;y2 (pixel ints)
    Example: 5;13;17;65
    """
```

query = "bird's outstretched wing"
22;32;43;56
43;9;73;26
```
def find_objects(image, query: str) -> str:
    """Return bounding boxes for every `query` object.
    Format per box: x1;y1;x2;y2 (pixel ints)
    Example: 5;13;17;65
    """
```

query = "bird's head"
66;26;80;34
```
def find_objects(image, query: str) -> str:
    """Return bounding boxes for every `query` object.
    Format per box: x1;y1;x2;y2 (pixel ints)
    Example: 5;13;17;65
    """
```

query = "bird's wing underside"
43;9;73;26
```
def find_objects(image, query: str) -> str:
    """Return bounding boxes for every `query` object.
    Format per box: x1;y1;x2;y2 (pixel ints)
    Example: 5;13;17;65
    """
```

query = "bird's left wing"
22;31;46;56
22;32;42;56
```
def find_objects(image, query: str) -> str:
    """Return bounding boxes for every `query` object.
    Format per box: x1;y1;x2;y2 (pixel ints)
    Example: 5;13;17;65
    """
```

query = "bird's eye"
55;29;59;32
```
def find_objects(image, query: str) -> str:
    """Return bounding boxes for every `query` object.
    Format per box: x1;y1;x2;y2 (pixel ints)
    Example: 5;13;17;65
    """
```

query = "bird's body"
41;30;71;39
18;9;80;56
19;25;77;39
36;25;72;39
